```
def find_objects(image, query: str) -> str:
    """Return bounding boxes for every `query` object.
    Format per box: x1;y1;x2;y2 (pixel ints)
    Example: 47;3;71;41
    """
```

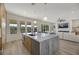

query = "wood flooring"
59;39;79;55
1;39;79;55
3;40;30;55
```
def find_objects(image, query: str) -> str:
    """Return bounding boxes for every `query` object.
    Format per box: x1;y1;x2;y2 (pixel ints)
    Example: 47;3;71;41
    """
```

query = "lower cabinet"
31;39;40;55
23;36;32;53
23;36;40;55
23;36;59;55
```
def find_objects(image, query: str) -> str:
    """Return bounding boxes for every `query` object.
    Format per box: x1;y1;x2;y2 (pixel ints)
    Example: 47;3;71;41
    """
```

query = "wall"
6;12;55;43
1;4;7;46
0;3;2;50
0;3;7;50
72;20;79;27
72;20;79;32
0;4;1;38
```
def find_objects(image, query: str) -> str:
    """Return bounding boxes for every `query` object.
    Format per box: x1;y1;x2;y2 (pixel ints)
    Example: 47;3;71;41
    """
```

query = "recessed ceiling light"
31;3;35;5
71;11;74;14
43;17;47;21
34;21;37;24
44;3;47;5
34;26;37;27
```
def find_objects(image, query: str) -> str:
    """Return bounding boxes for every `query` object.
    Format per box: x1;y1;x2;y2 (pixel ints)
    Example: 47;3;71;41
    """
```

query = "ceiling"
4;3;79;23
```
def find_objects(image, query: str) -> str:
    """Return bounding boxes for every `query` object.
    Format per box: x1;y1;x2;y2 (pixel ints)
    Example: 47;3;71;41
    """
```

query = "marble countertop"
23;33;58;42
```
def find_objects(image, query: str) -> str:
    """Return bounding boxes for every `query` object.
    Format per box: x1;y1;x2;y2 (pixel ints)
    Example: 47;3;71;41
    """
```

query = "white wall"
72;20;79;27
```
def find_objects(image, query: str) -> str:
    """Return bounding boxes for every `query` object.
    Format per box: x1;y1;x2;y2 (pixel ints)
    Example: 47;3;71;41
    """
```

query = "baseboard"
60;39;79;43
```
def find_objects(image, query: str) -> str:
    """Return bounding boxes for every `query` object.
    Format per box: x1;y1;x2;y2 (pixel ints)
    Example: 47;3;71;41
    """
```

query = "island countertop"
23;33;58;42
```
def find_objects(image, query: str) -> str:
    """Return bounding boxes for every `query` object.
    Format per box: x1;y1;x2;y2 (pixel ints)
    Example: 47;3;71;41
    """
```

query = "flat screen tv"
58;23;69;28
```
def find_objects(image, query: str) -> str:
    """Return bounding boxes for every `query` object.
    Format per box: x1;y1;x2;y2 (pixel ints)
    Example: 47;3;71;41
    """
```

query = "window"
41;24;49;33
27;22;32;34
9;20;17;34
20;21;25;33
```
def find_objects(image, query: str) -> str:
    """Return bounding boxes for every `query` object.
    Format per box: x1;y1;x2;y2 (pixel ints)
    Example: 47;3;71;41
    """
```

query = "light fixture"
21;25;25;27
2;18;6;28
44;3;47;5
33;21;37;24
71;11;74;14
34;26;37;27
43;17;47;21
9;24;17;27
31;3;35;5
27;25;32;27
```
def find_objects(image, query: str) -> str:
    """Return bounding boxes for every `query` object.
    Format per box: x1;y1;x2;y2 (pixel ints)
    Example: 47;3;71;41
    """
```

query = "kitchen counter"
22;33;59;55
23;33;58;42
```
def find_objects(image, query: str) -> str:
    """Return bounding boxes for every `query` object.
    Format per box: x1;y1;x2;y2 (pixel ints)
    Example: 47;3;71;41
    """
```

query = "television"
58;23;69;28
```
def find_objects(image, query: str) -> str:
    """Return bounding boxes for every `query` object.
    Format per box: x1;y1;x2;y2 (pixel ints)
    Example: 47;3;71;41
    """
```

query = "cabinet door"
49;37;59;55
32;39;40;55
24;36;32;53
23;36;28;49
27;37;32;53
40;40;49;55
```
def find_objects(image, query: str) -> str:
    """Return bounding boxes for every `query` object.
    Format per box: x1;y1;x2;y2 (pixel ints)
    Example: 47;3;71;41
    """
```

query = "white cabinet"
58;32;79;42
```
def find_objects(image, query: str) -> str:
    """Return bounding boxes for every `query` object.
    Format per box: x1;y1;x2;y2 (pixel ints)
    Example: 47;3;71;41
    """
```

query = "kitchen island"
22;33;59;55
